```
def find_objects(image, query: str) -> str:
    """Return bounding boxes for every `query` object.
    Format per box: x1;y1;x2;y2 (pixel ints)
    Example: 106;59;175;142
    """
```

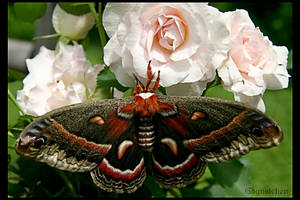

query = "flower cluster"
102;3;290;112
17;3;290;115
17;43;103;116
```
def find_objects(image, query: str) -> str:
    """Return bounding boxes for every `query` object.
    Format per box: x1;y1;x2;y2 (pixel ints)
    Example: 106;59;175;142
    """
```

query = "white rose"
52;4;95;40
103;3;230;96
17;43;103;116
217;9;290;112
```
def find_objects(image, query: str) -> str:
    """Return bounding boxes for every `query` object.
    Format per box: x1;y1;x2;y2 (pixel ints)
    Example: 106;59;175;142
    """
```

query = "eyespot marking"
33;136;47;148
190;111;206;120
161;137;178;156
118;140;134;160
89;116;105;125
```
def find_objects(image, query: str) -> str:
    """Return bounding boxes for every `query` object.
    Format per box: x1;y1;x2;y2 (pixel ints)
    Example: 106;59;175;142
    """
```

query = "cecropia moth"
16;62;283;193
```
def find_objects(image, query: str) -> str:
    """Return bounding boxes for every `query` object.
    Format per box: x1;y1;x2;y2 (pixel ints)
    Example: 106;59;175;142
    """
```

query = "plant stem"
33;33;60;40
88;3;107;51
8;89;25;116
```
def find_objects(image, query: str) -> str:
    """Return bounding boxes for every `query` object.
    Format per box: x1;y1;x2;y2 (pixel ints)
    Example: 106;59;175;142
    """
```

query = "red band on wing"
165;114;188;136
107;115;130;140
50;118;111;156
153;153;199;177
184;110;248;149
98;158;144;182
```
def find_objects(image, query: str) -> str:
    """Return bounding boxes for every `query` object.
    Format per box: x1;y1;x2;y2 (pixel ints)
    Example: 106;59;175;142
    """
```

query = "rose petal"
17;44;101;116
103;34;123;66
152;59;190;87
103;3;136;38
102;3;230;95
24;46;55;87
66;82;86;104
225;9;255;38
234;93;265;112
169;5;205;61
85;64;104;94
109;58;136;87
150;38;171;62
263;46;290;89
166;81;207;96
218;57;243;86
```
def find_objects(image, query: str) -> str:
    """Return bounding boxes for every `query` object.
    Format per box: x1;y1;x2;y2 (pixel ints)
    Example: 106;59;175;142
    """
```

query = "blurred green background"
8;2;292;198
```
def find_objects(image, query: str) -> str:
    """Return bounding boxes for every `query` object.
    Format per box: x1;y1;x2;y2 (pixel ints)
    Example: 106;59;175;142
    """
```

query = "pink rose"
17;43;103;116
103;3;230;96
217;9;290;112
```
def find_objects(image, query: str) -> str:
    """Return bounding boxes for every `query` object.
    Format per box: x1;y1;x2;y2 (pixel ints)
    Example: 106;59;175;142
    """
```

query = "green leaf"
144;176;165;197
208;158;251;197
8;154;11;165
18;114;35;121
90;88;112;100
8;133;17;148
97;67;129;92
82;27;103;65
8;68;26;82
182;184;226;197
166;188;182;198
58;3;92;16
8;81;23;126
206;74;222;89
158;86;166;95
13;3;46;23
122;88;133;98
204;84;234;100
8;183;26;197
8;3;35;41
55;169;79;197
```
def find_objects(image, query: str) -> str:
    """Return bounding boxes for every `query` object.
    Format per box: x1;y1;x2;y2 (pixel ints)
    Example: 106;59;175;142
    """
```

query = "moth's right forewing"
156;95;283;163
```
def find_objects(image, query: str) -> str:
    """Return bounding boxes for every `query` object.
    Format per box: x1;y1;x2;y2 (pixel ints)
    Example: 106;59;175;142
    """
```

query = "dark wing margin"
156;95;283;163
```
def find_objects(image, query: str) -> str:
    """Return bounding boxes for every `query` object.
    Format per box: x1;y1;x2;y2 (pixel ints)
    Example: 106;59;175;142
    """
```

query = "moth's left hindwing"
156;95;283;164
15;97;135;172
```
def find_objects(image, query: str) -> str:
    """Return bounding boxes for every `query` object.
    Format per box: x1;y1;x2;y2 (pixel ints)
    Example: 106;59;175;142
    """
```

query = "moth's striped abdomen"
137;117;155;150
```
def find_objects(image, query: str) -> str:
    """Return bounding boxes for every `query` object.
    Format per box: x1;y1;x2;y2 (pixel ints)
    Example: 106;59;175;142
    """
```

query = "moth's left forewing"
156;95;283;163
15;97;135;172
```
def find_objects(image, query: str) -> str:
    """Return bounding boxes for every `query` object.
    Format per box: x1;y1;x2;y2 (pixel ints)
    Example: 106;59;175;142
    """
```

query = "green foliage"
8;80;23;126
58;2;93;16
97;66;129;92
8;68;26;82
208;158;251;197
13;3;46;23
122;88;134;98
82;27;104;66
8;3;35;40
